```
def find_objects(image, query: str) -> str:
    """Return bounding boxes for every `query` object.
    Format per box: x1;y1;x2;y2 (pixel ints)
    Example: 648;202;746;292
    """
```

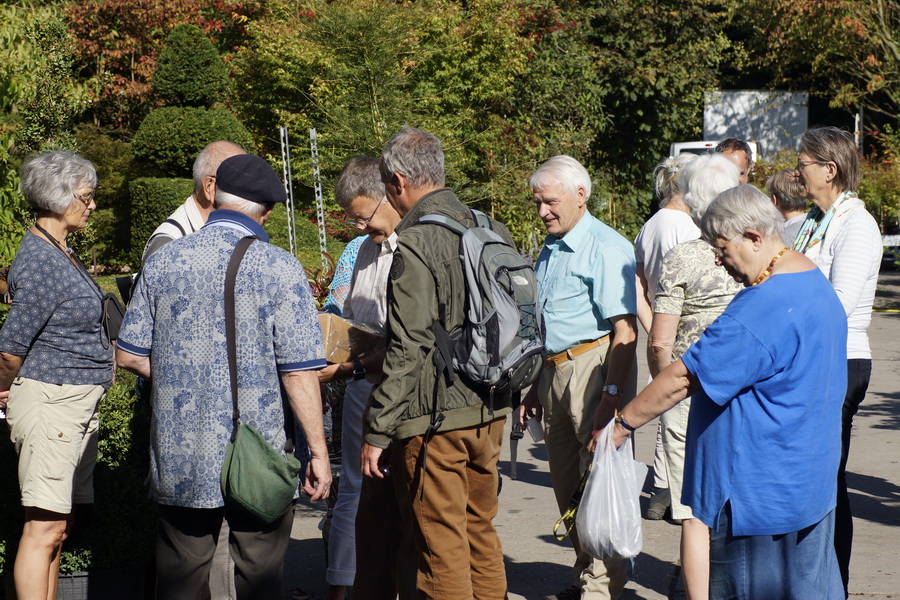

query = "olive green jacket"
365;188;513;447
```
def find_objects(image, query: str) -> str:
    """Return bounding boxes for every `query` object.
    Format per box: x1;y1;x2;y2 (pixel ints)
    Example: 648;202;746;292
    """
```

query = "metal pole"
309;128;329;270
279;127;298;259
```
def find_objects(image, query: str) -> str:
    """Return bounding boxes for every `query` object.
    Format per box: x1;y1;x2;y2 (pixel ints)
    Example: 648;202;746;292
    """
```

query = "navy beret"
216;154;287;204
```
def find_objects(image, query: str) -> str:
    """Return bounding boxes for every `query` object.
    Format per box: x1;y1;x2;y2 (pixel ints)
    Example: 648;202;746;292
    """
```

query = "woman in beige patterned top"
648;153;741;600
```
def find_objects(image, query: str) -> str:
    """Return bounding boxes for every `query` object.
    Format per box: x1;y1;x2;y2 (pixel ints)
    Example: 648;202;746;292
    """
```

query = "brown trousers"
395;418;507;600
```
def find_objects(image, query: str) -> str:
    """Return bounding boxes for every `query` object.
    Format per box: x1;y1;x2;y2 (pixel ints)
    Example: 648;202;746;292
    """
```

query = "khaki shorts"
6;377;105;514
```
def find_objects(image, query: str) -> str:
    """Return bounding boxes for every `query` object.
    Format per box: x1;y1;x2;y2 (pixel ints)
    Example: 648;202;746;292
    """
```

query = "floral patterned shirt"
0;231;113;386
653;239;743;360
118;210;325;508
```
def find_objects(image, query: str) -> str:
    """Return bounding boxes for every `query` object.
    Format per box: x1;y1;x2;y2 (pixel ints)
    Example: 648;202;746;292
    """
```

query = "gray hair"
529;155;592;200
335;157;384;209
799;126;860;192
380;127;445;189
653;153;697;207
193;140;245;195
765;169;808;213
701;184;785;245
20;151;97;215
680;153;741;224
215;189;272;220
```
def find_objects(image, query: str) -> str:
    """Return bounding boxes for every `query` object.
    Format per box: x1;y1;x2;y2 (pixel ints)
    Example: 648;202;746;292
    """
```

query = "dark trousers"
155;503;294;600
350;447;418;600
835;358;872;597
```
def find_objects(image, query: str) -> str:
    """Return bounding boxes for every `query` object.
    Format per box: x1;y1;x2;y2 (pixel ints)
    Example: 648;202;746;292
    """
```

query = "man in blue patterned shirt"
117;154;331;599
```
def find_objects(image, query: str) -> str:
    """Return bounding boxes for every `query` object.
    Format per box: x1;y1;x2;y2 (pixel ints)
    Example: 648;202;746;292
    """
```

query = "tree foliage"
65;0;261;127
153;24;230;107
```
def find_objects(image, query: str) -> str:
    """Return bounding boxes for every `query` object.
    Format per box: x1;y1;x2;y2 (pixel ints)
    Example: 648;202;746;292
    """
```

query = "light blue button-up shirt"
534;212;637;355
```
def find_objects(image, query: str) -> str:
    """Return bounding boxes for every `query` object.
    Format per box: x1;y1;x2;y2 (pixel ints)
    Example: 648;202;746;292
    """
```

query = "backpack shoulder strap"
415;213;468;236
470;209;492;229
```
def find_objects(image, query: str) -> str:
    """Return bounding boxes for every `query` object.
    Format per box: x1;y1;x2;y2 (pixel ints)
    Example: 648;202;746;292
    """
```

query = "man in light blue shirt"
520;155;638;600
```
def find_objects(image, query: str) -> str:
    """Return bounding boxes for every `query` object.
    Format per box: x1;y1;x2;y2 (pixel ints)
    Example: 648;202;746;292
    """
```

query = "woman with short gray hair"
598;184;846;599
645;153;740;599
0;151;113;600
793;126;882;596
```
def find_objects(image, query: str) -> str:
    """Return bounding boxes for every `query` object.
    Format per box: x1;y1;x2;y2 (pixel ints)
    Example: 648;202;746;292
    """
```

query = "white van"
669;140;759;160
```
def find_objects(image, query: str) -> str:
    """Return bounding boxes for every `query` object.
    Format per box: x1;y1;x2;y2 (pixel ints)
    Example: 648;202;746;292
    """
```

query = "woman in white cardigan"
793;126;882;598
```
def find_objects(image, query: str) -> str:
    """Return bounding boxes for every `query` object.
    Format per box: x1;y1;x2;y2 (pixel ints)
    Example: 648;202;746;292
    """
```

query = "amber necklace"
752;247;788;286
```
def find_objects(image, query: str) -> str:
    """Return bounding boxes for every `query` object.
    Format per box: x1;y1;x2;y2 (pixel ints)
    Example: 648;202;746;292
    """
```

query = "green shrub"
132;107;253;177
152;24;229;108
128;177;194;267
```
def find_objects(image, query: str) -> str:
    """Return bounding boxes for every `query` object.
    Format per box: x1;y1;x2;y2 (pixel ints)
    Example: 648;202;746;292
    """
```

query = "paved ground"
282;271;900;600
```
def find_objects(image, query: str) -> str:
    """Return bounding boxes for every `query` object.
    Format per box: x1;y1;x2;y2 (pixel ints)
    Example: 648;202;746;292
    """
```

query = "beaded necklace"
752;247;788;286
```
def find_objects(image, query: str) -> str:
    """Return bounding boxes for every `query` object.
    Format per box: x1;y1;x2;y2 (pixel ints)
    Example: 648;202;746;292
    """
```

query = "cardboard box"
318;313;386;364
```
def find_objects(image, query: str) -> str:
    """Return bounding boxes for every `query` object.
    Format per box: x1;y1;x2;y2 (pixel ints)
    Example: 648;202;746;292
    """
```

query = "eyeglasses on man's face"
352;196;387;228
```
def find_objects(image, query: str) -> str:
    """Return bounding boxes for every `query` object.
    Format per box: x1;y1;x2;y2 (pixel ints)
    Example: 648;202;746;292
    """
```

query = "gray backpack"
416;210;544;406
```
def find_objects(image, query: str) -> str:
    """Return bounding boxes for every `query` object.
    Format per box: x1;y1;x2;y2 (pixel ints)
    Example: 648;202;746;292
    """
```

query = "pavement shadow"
860;391;900;430
847;472;900;528
501;461;553;488
505;555;573;599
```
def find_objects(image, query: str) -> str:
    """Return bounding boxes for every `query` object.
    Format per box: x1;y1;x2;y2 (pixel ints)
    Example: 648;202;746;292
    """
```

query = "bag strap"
225;236;259;441
163;218;188;237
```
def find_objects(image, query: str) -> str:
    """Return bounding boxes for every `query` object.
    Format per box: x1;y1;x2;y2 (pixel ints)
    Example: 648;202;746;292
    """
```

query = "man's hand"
517;385;543;427
303;455;332;501
361;443;386;479
0;389;9;411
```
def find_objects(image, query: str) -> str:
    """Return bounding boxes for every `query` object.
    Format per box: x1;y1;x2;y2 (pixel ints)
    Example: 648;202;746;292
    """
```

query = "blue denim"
709;503;843;600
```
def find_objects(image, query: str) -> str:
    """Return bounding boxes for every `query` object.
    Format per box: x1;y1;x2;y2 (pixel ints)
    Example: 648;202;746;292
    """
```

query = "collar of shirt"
383;231;399;254
541;210;593;253
205;209;270;242
185;195;206;233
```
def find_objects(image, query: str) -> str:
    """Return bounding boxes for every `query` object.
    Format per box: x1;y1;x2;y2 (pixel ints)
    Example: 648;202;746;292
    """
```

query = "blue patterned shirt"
0;232;113;385
118;210;325;508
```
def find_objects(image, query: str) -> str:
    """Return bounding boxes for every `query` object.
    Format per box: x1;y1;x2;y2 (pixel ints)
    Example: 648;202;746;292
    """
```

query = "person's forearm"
282;369;328;458
647;312;679;379
604;316;638;392
621;359;693;428
635;267;653;334
115;347;151;379
0;352;24;392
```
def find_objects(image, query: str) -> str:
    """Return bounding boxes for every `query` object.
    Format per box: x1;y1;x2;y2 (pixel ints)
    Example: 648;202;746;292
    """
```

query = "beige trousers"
538;340;636;600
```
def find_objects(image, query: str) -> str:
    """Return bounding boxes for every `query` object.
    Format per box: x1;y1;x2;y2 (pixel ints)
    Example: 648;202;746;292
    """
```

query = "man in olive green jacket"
361;127;512;600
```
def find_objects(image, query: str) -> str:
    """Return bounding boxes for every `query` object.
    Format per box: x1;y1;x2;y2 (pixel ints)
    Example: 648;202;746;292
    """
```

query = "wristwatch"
352;359;366;381
603;384;623;396
615;411;637;432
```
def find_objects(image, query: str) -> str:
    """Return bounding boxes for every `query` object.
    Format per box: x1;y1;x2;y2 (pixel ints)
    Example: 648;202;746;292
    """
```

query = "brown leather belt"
545;334;610;368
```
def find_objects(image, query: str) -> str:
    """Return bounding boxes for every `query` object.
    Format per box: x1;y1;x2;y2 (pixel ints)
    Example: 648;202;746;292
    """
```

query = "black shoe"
646;486;671;520
543;584;581;600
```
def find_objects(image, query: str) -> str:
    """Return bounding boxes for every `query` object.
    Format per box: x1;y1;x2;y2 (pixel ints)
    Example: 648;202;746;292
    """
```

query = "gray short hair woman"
595;184;847;599
645;154;740;598
793;126;882;595
0;151;113;600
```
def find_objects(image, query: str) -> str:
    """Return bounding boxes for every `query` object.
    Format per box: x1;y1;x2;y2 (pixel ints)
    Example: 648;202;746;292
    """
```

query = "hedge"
131;107;254;178
152;24;229;108
128;177;194;267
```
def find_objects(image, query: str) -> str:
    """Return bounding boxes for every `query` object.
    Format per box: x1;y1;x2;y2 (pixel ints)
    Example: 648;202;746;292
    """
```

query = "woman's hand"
586;422;631;454
317;362;350;385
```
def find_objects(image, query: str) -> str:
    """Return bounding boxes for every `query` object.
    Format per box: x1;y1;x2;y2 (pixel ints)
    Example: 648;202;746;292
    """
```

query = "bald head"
193;141;245;200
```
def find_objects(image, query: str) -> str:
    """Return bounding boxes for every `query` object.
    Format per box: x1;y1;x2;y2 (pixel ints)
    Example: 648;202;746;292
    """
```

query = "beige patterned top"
653;239;743;360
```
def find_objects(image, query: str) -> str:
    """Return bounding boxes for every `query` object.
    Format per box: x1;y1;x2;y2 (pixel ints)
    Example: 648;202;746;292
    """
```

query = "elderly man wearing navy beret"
117;154;332;599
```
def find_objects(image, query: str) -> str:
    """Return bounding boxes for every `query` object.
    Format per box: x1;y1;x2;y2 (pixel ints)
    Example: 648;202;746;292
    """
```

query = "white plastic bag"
575;421;649;559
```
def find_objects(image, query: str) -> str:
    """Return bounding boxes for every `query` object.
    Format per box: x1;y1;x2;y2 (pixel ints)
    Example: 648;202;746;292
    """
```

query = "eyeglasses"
711;233;744;258
352;196;386;227
795;159;828;171
73;190;96;206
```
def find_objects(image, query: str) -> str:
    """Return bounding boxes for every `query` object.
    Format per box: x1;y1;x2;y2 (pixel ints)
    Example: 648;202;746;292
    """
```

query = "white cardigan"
812;197;882;359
